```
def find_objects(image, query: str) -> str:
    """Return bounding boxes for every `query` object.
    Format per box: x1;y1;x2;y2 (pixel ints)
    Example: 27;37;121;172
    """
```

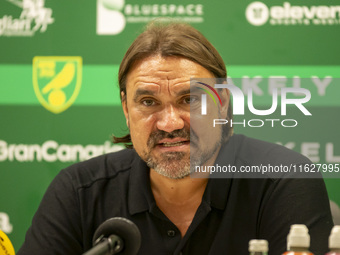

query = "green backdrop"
0;0;339;251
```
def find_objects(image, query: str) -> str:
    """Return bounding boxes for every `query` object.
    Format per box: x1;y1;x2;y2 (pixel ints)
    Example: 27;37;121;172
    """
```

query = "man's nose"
156;105;185;133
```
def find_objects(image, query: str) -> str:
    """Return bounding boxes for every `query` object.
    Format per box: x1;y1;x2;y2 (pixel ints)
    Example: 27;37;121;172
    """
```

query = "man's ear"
121;91;129;128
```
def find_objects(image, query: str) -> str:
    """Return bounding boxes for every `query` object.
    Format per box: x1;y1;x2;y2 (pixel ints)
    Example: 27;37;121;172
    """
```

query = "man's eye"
184;96;198;104
142;99;155;106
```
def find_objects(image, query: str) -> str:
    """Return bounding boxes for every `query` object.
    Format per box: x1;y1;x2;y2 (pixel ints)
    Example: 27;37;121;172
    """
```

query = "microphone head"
93;217;141;255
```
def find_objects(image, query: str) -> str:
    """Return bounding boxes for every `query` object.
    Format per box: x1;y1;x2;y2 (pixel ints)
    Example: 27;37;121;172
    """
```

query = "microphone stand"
83;235;123;255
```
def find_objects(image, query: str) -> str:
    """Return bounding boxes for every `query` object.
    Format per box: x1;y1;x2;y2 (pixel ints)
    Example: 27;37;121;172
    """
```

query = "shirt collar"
128;150;155;215
128;134;236;214
203;135;236;210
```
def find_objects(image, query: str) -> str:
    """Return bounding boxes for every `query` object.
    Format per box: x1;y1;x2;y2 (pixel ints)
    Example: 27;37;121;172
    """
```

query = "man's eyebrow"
134;88;192;99
189;87;203;93
133;89;156;101
176;89;191;96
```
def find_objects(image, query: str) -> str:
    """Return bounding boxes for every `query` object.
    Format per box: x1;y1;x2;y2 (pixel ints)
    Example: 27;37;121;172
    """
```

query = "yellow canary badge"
33;56;82;114
0;230;15;255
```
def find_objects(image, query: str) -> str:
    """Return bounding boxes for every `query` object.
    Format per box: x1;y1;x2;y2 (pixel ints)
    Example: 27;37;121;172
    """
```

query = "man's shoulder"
61;148;138;189
232;134;311;165
226;134;316;179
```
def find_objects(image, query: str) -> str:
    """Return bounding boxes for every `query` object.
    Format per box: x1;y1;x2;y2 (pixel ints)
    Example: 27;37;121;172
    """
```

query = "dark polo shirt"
18;134;333;255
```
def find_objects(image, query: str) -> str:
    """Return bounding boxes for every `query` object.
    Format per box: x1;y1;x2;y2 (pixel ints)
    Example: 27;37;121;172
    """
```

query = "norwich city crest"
33;56;82;114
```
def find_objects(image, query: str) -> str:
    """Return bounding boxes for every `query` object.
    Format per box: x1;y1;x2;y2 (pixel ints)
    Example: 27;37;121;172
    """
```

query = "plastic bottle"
326;225;340;255
282;224;314;255
249;239;268;255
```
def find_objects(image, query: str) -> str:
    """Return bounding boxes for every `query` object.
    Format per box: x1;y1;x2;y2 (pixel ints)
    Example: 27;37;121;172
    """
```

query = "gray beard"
146;151;190;179
146;139;221;179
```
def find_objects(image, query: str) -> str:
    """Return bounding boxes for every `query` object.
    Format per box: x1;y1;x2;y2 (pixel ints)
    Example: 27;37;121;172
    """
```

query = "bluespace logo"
96;0;204;35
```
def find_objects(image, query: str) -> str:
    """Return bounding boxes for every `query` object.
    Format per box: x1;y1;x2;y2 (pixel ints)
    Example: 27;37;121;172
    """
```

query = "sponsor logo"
0;140;124;162
246;1;340;26
0;213;13;234
0;229;15;255
0;0;54;37
278;142;340;163
33;56;82;114
97;0;204;35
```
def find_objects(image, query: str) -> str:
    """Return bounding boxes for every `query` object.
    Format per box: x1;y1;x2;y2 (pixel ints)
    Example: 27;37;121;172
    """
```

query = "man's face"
122;55;228;179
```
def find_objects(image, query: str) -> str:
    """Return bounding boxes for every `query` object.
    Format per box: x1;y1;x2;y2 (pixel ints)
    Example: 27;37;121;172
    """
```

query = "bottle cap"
287;224;310;249
249;239;269;252
329;225;340;249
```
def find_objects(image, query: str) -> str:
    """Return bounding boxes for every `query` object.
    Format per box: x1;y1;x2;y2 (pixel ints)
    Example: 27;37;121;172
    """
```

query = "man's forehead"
127;55;212;80
133;82;191;96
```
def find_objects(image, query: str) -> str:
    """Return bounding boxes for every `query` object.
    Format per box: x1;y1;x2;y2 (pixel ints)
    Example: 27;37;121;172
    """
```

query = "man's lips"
156;138;190;147
158;138;188;143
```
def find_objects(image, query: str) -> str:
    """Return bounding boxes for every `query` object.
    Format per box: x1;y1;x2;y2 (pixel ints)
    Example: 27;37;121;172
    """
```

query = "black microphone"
83;217;141;255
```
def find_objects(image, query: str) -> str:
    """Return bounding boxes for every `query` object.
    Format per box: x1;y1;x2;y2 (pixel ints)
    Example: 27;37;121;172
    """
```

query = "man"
18;22;333;255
